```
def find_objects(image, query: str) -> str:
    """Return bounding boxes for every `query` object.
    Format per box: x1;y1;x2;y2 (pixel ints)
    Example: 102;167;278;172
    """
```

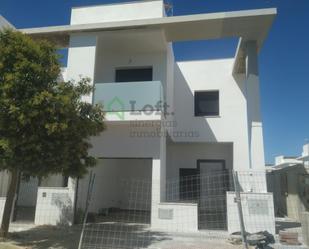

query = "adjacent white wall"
66;34;97;103
172;59;251;172
227;192;275;234
167;142;233;180
245;41;265;171
17;177;39;207
35;186;75;226
70;0;164;25
151;202;198;232
0;197;5;224
90;123;161;158
0;171;10;197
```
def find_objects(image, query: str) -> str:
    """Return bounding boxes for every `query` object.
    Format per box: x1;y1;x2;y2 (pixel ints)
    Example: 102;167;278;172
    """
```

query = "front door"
198;160;229;230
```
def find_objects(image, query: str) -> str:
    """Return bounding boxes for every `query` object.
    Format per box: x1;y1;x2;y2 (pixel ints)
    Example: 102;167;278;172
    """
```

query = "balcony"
93;81;163;121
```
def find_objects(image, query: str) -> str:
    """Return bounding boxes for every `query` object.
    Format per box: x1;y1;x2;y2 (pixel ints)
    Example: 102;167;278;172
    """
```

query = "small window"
115;67;153;82
194;91;219;116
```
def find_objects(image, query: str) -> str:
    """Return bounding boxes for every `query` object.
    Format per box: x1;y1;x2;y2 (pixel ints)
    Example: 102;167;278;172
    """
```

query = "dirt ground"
0;225;245;249
1;225;81;249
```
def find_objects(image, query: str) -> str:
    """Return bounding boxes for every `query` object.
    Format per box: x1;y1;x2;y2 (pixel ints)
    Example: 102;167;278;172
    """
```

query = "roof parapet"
0;15;15;30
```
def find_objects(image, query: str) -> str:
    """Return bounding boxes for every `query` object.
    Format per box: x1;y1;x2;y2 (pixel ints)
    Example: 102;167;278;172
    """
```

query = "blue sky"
0;0;308;163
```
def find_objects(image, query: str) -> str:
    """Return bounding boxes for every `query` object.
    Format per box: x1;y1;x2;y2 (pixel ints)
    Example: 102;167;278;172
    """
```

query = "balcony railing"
93;81;163;112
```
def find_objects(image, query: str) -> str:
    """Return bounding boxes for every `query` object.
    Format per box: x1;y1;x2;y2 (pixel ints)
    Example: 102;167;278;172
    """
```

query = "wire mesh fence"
0;169;308;249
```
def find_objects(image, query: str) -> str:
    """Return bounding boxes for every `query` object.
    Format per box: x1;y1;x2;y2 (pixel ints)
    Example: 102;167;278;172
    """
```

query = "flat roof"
19;8;277;74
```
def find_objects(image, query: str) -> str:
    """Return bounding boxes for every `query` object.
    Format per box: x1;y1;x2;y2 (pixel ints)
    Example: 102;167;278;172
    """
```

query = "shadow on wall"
173;64;217;142
54;195;74;226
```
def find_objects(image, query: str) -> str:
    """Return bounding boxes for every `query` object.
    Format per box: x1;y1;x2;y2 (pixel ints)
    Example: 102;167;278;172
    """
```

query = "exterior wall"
41;174;66;188
275;156;300;166
93;30;168;95
172;59;251;172
34;179;75;226
90;123;161;159
166;43;175;134
70;0;164;25
227;192;275;235
267;165;308;221
151;202;198;232
166;143;233;181
66;34;97;103
94;50;167;89
0;171;9;224
0;197;5;224
0;171;10;197
17;177;38;207
245;42;265;171
76;159;152;213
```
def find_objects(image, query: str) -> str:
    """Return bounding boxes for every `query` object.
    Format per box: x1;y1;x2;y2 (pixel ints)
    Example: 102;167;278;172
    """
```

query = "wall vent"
158;208;173;220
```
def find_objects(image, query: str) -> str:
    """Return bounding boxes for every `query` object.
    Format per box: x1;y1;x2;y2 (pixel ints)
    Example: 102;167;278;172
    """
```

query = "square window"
194;91;219;116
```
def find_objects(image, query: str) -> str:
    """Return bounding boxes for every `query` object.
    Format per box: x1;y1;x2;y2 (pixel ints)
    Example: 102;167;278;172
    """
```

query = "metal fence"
0;170;308;249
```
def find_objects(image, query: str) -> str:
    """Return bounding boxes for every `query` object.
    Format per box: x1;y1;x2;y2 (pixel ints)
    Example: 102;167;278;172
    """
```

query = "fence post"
78;171;96;249
232;171;249;249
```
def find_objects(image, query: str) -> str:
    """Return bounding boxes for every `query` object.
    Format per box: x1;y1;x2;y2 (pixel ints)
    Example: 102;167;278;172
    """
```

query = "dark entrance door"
197;160;230;230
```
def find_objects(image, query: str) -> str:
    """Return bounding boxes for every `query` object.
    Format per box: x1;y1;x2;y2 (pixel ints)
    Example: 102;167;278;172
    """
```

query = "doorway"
198;160;230;230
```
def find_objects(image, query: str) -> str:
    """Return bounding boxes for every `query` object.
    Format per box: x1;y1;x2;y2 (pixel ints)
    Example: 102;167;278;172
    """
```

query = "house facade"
1;0;277;234
266;144;309;221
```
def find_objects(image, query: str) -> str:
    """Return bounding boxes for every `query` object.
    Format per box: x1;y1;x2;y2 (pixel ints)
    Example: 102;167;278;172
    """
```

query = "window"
115;67;153;82
194;91;219;116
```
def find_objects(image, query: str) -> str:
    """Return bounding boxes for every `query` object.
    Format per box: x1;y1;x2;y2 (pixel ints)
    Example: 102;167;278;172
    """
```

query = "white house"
1;0;277;234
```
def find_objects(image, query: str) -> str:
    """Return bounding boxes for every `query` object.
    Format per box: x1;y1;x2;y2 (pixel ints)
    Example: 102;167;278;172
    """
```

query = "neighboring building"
0;15;14;30
1;0;277;234
266;144;309;221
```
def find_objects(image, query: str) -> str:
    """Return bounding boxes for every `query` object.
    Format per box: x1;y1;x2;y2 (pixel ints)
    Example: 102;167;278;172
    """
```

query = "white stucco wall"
35;180;75;226
17;177;39;207
90;123;161;159
151;202;198;232
227;192;275;235
66;34;97;104
0;171;9;197
94;51;167;87
167;143;233;180
70;0;164;25
0;197;5;224
172;59;252;172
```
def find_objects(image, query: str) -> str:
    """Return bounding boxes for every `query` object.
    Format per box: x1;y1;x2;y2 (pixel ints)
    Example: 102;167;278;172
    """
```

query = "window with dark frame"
194;91;219;116
115;67;153;82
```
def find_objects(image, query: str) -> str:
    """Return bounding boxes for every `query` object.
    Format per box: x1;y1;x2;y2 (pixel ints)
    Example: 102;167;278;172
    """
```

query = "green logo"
107;97;125;120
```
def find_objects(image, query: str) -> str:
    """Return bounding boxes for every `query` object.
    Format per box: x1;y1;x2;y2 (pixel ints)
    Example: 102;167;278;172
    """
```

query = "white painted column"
151;122;167;227
66;34;97;104
245;41;265;171
243;41;267;193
